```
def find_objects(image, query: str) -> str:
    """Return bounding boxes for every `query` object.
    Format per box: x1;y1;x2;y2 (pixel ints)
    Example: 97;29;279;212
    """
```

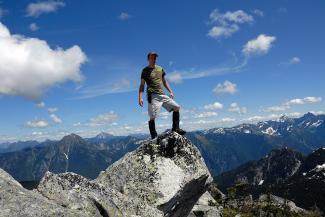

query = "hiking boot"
172;128;187;135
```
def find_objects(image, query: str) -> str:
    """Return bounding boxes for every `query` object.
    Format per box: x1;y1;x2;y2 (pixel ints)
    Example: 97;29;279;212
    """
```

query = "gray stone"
258;194;306;213
95;132;213;217
0;168;87;217
190;191;222;217
37;171;162;217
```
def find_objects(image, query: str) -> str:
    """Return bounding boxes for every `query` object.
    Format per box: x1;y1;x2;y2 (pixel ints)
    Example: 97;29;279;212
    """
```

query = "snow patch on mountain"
262;127;279;136
311;120;323;128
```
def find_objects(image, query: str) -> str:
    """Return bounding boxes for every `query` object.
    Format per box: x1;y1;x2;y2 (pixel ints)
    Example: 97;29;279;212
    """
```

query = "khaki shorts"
148;94;180;120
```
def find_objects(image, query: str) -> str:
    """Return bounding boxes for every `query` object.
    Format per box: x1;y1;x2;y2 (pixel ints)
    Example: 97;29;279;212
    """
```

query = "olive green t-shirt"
141;65;166;95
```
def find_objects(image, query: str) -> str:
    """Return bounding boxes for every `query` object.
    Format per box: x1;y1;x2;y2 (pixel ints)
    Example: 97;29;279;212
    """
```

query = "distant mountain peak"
303;112;316;119
278;114;292;122
96;132;114;139
60;133;84;144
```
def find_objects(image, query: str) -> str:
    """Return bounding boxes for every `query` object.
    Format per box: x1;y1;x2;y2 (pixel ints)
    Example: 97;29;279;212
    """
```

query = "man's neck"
148;64;155;68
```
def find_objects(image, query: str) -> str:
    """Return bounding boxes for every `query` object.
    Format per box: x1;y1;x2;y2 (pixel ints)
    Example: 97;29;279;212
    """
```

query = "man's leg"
148;94;162;139
148;119;157;139
161;95;186;135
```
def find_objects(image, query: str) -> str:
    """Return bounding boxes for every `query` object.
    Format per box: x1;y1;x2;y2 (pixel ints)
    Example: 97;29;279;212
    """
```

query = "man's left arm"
162;74;174;98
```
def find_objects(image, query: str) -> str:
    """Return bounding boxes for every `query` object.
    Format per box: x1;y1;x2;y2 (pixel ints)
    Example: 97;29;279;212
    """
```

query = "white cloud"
50;114;62;124
32;131;47;136
264;96;322;113
167;59;247;84
284;96;322;106
89;111;118;127
242;34;276;56
118;12;131;20
208;9;253;39
220;117;236;123
75;78;135;99
29;23;39;31
73;122;81;127
167;73;183;84
264;105;289;112
252;9;264;17
213;80;238;95
36;101;45;108
48;107;58;113
228;102;247;114
194;111;218;118
310;111;325;115
289;57;300;64
26;0;65;17
26;120;49;128
207;24;239;39
209;9;253;24
0;22;87;100
204;102;224;110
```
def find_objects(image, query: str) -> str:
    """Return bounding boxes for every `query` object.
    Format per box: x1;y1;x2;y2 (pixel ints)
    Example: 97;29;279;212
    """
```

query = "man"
138;51;186;139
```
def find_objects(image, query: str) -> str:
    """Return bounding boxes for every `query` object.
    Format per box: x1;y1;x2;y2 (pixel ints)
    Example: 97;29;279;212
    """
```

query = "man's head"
147;52;158;66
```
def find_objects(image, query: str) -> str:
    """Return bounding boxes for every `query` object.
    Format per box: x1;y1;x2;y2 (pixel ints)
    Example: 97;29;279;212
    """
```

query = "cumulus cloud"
228;102;247;114
209;9;254;24
264;105;289;112
36;101;45;108
207;24;239;39
29;23;39;31
289;57;300;64
0;22;87;100
194;111;218;118
213;80;238;95
242;34;276;56
26;0;65;17
48;107;58;113
264;96;322;113
118;12;131;20
88;111;118;127
310;111;325;115
204;102;224;110
284;96;322;106
252;9;264;17
208;9;253;39
50;114;62;124
26;120;49;128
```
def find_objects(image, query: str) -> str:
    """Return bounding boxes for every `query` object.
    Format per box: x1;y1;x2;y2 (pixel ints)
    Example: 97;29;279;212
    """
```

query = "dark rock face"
0;132;216;217
0;133;139;181
215;148;304;190
215;147;325;213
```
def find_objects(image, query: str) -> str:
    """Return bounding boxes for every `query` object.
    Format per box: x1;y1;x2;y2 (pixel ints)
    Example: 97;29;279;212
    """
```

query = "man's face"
148;54;157;65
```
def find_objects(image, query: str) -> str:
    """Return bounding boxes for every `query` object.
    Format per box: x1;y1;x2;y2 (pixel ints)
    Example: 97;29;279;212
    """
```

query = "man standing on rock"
138;52;186;139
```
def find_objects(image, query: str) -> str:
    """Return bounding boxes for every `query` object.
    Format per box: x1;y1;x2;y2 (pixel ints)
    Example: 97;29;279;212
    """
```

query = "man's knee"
173;106;180;112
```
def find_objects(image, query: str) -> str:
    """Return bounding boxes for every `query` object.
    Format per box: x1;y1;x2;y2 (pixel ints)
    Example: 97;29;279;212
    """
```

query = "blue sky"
0;0;324;142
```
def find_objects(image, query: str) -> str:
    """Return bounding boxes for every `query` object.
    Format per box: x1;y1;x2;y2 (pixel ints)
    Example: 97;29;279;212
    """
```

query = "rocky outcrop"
37;171;162;216
189;191;222;217
0;168;87;217
95;132;213;217
0;132;214;217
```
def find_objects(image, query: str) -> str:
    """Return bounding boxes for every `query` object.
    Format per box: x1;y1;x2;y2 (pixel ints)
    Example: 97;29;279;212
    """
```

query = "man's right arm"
138;78;145;107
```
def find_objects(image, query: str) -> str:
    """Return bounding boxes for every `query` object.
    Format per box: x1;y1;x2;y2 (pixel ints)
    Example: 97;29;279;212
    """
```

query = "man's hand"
169;91;174;99
139;98;144;107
